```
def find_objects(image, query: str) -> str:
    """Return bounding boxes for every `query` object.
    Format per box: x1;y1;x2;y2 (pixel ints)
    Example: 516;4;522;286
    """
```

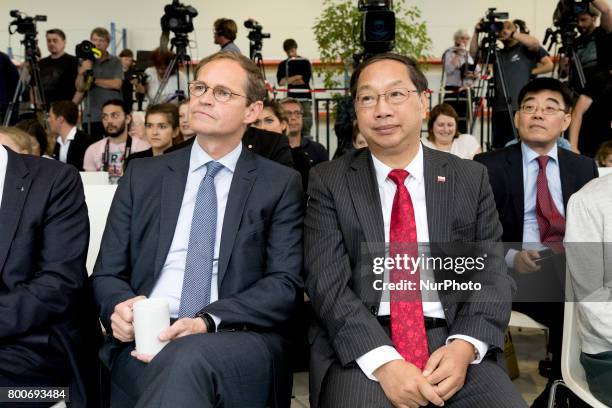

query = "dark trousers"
492;109;516;149
319;324;527;408
110;332;274;408
444;87;469;134
82;122;105;141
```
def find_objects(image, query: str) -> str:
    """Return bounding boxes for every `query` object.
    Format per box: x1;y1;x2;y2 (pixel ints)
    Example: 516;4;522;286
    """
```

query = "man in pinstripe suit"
304;53;526;408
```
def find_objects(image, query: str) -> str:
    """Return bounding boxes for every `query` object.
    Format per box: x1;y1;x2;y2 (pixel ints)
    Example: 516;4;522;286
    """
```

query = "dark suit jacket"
304;147;514;407
165;127;294;168
52;129;92;171
473;142;599;243
92;143;304;406
0;147;101;406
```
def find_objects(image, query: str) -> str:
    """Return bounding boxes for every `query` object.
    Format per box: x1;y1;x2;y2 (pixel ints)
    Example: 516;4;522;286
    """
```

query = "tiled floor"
290;326;550;407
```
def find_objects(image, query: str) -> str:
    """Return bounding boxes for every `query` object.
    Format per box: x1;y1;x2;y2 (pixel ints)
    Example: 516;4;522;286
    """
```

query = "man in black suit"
92;51;304;407
0;144;100;406
305;53;526;408
474;77;598;407
48;100;92;170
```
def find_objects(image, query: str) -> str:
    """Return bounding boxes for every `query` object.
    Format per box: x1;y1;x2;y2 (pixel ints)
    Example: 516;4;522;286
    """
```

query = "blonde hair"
0;126;33;154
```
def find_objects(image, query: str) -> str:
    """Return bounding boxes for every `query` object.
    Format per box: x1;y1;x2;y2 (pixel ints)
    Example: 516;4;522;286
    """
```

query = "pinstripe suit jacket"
304;146;515;407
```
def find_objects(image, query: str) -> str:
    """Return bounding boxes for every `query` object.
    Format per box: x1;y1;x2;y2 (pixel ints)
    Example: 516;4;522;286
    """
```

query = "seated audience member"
178;99;196;141
305;52;526;408
0;126;32;154
596;140;612;167
16;118;49;157
126;103;179;166
82;99;149;183
136;48;188;104
280;97;328;166
252;98;311;190
474;77;598;407
91;51;303;408
351;121;368;149
0;141;101;406
421;103;481;159
47;100;92;170
565;174;612;407
213;18;241;53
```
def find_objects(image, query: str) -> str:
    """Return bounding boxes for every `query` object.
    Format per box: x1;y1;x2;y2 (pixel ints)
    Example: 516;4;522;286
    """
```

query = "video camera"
359;0;395;55
477;8;509;35
161;0;198;35
75;40;102;61
8;10;46;37
244;19;271;45
553;0;593;27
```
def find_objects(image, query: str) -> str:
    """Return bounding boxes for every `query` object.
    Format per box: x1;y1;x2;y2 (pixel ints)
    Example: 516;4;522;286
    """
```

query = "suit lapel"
423;147;452;242
0;149;31;275
507;143;525;237
153;147;190;278
557;148;576;209
217;149;257;286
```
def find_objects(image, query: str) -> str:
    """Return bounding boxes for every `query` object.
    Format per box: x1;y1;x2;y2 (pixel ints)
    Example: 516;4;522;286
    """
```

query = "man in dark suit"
305;53;526;408
48;100;92;170
0;144;100;406
474;77;598;407
92;51;304;407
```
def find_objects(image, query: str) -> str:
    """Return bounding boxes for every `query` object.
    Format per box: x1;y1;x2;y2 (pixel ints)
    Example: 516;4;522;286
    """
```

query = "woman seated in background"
126;103;179;167
596;140;612;167
0;126;33;154
178;99;196;142
16;118;50;157
421;103;481;159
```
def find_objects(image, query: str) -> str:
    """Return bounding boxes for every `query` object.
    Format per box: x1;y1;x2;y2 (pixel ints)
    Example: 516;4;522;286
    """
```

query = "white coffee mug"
132;298;170;356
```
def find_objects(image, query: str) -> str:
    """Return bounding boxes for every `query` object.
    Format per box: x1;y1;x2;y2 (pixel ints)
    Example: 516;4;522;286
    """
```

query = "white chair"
80;171;110;185
84;184;118;275
547;293;609;407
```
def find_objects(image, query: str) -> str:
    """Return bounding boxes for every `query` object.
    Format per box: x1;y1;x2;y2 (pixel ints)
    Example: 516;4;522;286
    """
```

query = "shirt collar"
0;144;7;171
371;143;424;186
57;126;77;145
189;138;242;175
521;142;558;167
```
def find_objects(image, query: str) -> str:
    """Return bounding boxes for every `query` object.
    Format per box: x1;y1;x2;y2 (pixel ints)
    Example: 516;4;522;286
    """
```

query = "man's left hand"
422;339;475;401
130;318;207;364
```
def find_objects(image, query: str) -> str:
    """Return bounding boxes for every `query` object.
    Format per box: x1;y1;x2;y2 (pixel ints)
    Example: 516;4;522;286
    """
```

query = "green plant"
313;0;432;89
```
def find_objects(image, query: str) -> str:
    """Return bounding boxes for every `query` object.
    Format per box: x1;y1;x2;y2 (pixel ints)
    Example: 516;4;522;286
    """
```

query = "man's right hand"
513;250;541;274
374;360;445;408
79;60;93;74
110;295;146;342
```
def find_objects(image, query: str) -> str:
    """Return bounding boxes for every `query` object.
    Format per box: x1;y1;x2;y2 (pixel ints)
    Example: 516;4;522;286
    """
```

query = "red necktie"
388;169;429;370
535;156;565;249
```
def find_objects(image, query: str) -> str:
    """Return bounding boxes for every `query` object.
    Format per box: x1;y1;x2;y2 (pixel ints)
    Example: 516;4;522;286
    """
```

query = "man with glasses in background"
305;53;525;408
92;51;303;408
475;77;598;407
280;97;328;166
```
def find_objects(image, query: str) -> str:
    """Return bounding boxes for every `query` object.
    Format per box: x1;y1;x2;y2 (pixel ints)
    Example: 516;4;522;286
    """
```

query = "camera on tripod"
359;0;395;55
161;0;198;35
553;0;592;26
8;10;46;37
244;19;271;46
477;8;509;35
75;40;102;61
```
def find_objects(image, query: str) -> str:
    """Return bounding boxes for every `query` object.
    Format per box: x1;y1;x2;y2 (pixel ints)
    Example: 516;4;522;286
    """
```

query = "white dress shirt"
149;140;242;326
356;144;489;381
56;126;77;164
0;145;7;210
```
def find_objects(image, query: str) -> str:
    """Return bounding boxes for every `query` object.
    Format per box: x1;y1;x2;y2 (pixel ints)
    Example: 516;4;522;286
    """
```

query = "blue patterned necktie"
178;160;225;318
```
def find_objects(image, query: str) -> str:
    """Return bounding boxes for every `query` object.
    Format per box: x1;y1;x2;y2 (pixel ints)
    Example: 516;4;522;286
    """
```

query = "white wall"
2;0;560;63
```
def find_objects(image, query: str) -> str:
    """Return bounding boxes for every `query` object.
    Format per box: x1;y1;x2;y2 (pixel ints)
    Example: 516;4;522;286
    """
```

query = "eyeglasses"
285;110;303;118
188;81;248;102
355;88;419;108
519;104;568;115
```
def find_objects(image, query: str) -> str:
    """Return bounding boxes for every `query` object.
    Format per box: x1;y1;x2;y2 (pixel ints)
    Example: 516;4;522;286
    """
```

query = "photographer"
35;29;81;109
213;18;241;53
134;48;188;105
75;27;123;140
441;29;477;133
470;19;554;148
119;49;136;111
561;0;612;88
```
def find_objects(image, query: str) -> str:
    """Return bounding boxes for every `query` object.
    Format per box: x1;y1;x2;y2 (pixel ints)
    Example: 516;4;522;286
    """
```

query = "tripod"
544;26;586;91
249;41;266;79
152;34;190;105
470;31;518;150
3;34;46;126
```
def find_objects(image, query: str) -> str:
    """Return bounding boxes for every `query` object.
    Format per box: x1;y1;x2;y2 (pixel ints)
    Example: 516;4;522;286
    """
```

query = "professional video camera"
476;8;509;35
161;0;198;35
75;40;101;61
8;10;46;37
359;0;395;55
244;19;270;62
